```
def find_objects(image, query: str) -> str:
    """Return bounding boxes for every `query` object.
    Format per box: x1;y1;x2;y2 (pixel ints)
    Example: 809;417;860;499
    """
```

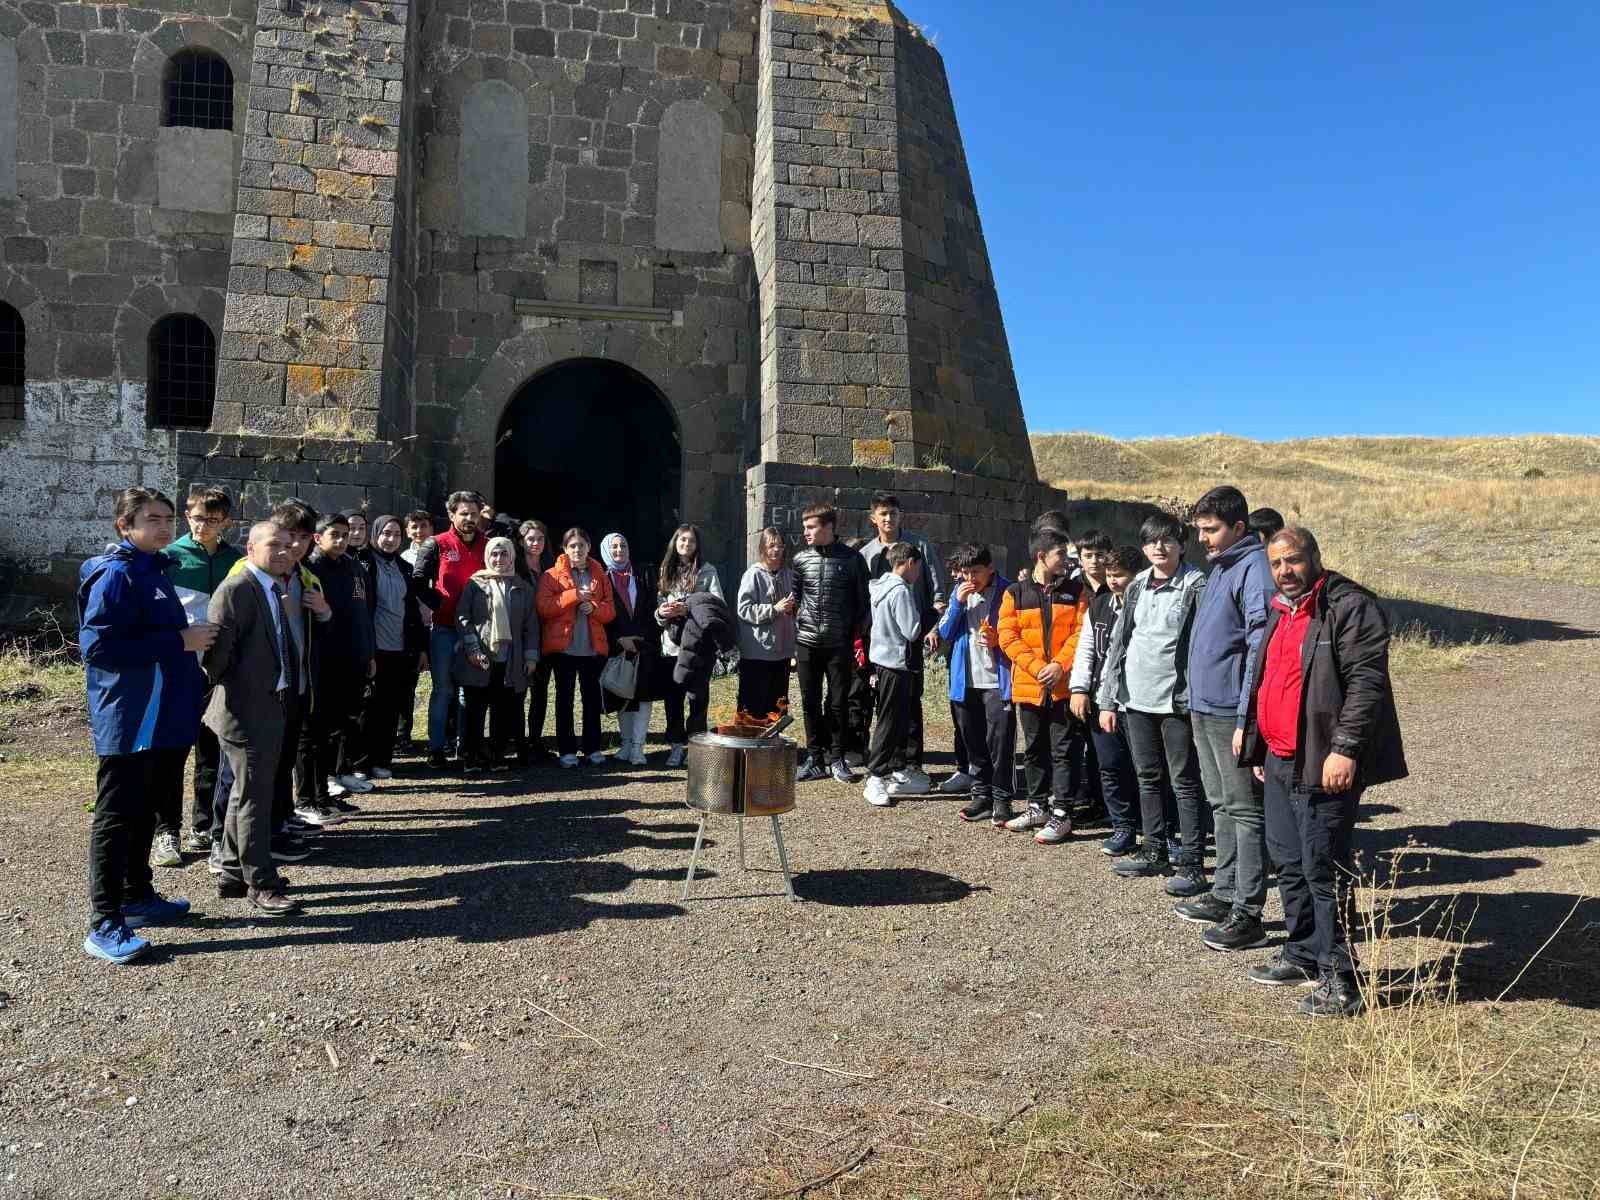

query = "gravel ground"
1;572;1597;1199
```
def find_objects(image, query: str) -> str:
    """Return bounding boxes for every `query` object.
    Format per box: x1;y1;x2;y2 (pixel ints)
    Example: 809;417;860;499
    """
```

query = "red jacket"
537;558;617;656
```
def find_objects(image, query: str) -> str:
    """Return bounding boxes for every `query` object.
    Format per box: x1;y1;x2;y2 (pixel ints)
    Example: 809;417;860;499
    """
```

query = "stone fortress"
0;0;1082;608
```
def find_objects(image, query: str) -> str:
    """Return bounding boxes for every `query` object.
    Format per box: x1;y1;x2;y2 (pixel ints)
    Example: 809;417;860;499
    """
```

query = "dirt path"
1;573;1597;1199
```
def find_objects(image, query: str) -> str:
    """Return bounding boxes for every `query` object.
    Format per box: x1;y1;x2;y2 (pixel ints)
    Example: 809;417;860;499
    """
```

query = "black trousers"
661;671;710;744
736;657;791;719
397;656;422;742
551;653;603;755
151;744;191;840
1265;752;1361;973
191;715;222;835
1122;709;1205;863
952;687;1015;801
845;661;873;755
950;701;970;774
1090;721;1139;834
309;666;365;793
524;657;554;750
359;650;414;771
796;641;854;763
90;747;187;925
463;663;524;761
866;665;914;778
1017;699;1082;808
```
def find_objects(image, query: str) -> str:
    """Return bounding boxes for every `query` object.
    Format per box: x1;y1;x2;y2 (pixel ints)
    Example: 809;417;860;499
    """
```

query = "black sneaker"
795;757;829;782
989;798;1015;828
958;794;993;822
1111;845;1171;877
829;759;857;784
216;877;247;899
1100;829;1139;857
1247;953;1319;987
1201;911;1270;952
462;761;483;777
1173;893;1231;925
1164;865;1208;897
427;751;449;769
330;797;361;814
1299;973;1363;1018
271;836;312;863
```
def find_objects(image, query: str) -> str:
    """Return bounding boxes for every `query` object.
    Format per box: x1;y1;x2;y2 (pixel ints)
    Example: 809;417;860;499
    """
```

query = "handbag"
600;651;639;700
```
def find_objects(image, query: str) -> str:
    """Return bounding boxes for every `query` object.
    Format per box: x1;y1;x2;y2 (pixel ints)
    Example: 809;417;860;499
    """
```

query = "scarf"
473;536;518;653
368;515;403;564
600;531;633;615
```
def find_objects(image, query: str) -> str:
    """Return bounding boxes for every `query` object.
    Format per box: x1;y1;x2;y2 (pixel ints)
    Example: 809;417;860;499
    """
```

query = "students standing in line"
600;531;659;766
654;523;723;768
539;528;617;767
77;487;212;963
735;527;797;721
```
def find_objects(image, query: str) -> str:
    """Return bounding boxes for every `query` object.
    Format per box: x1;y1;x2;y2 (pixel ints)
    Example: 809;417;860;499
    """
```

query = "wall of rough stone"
0;379;178;605
0;1;255;602
406;0;763;574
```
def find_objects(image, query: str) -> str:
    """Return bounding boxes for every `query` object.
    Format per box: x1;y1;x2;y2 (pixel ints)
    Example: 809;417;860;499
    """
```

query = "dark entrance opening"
495;359;682;563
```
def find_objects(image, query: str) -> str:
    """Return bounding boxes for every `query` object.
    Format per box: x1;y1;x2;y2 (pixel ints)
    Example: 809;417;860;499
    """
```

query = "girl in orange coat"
536;528;617;767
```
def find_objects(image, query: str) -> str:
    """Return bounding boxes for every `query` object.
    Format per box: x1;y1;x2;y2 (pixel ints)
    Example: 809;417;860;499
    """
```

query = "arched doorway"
494;359;683;563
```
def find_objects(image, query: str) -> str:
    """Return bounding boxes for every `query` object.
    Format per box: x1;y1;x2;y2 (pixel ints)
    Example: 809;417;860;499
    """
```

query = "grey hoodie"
868;571;921;671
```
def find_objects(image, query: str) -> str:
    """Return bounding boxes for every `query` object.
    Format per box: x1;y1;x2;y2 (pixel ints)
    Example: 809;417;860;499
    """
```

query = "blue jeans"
428;626;460;753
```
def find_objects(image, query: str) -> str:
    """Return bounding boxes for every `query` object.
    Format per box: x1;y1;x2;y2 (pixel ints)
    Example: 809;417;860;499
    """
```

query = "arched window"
164;49;234;131
0;302;22;421
148;314;216;429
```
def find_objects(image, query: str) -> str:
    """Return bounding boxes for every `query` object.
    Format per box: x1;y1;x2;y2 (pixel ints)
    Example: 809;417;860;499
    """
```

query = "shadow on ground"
1382;596;1598;646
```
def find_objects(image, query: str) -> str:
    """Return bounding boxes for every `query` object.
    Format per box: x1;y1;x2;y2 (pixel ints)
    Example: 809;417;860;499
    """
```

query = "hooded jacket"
735;563;796;662
998;571;1088;707
868;571;922;671
935;572;1013;702
1240;571;1408;790
670;591;738;687
308;549;377;671
1187;535;1274;724
77;542;206;756
860;532;945;636
162;534;244;625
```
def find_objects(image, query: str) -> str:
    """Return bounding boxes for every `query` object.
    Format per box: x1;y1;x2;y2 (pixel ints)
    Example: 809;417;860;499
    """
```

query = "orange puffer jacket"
536;557;617;656
998;574;1088;706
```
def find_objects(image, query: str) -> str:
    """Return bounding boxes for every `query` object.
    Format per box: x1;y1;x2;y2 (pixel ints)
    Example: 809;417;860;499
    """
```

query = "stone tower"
0;0;1065;605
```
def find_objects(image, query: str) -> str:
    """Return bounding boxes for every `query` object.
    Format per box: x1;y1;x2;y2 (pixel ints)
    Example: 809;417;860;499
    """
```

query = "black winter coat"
603;569;661;711
1240;571;1408;791
670;592;737;688
790;541;869;648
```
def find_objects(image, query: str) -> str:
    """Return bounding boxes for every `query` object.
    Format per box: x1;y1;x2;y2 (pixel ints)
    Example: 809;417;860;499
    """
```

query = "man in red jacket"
1238;527;1407;1018
412;491;486;768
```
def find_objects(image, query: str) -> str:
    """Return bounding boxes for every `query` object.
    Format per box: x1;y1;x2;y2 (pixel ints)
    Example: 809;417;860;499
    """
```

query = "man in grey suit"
202;522;304;917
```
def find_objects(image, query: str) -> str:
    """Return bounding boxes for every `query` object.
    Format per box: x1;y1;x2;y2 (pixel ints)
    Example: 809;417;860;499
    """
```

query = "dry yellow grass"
1033;433;1600;594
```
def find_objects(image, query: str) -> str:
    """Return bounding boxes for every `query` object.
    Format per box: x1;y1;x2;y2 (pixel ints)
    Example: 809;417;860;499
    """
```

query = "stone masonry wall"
213;0;413;440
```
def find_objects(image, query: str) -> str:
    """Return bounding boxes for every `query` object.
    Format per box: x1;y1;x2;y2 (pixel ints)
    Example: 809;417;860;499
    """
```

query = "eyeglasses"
189;514;228;526
1143;537;1181;549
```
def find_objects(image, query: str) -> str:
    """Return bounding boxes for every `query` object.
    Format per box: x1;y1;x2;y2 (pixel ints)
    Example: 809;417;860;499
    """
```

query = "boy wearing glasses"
162;486;242;861
1094;513;1209;889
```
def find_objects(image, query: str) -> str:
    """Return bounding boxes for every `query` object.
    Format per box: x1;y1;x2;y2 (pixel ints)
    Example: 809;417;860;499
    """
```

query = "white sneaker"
368;767;393;780
335;774;375;794
863;775;893;807
938;771;975;794
149;831;183;868
889;768;931;796
558;754;580;768
1005;802;1049;832
587;751;608;766
664;745;687;768
326;778;350;799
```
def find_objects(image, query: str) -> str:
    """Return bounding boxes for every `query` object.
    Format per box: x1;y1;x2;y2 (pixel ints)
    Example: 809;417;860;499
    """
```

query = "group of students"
74;482;1406;1019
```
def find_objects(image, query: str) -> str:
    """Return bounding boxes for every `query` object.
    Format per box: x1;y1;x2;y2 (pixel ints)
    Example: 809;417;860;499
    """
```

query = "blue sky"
909;1;1600;438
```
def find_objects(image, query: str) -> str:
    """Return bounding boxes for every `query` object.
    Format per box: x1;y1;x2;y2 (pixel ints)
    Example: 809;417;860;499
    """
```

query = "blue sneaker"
1167;836;1183;862
1100;829;1139;857
82;918;150;964
122;894;192;929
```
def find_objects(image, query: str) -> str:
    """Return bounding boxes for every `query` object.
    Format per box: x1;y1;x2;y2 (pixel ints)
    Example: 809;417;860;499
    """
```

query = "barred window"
164;49;234;131
0;302;22;421
148;314;216;429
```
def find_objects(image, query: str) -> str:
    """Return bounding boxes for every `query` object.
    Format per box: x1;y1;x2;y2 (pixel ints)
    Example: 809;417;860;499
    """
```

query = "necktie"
272;583;299;696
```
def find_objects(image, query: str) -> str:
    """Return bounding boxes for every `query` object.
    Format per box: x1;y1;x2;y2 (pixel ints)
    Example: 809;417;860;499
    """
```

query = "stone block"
223;295;290;334
285;364;325;404
217;359;286;408
808;209;858;244
776;404;842;436
460;79;529;238
858;214;903;248
657;100;724;253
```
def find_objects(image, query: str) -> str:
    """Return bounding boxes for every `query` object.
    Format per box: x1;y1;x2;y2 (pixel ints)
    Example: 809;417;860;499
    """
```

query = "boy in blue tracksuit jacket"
1183;486;1276;950
76;488;211;964
936;544;1015;826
